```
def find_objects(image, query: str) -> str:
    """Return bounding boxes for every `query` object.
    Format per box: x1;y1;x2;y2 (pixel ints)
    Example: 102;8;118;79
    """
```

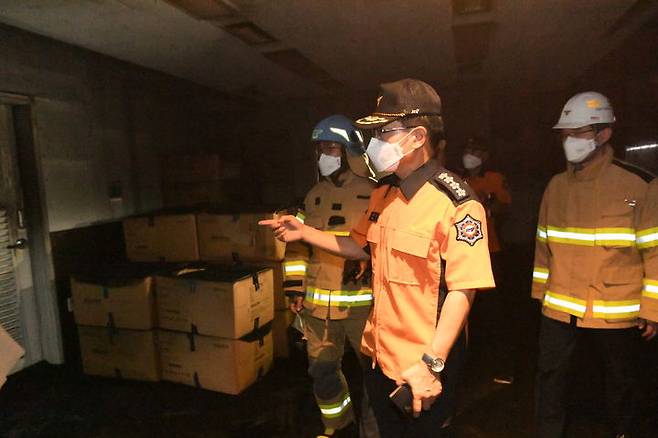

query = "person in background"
460;137;514;384
532;91;658;438
461;137;512;254
282;115;378;438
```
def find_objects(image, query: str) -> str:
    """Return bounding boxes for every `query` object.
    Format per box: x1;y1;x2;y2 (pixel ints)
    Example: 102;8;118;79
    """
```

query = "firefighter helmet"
311;115;375;179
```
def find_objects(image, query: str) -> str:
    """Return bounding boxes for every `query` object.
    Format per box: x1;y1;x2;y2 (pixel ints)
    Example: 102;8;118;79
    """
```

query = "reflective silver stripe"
637;231;658;246
594;232;636;242
320;395;352;416
533;269;549;280
643;280;658;298
284;264;307;274
592;303;640;314
308;292;373;303
545;227;636;245
548;229;596;242
544;293;587;315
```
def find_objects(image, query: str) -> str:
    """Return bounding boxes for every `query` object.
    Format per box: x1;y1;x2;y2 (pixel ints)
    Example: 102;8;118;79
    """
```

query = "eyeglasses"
558;128;595;140
373;126;419;139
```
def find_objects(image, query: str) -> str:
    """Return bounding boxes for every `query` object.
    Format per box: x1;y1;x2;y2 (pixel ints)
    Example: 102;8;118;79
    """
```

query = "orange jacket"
464;170;512;253
352;159;495;382
531;145;658;328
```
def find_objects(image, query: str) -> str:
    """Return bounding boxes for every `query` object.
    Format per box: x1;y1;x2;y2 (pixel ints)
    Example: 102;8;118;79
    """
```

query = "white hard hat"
553;91;615;129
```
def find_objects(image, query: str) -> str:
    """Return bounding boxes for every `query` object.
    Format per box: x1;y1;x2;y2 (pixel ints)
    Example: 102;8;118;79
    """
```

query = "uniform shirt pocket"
387;229;431;285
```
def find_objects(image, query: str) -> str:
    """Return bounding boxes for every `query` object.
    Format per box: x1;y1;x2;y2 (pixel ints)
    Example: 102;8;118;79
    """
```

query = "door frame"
0;90;64;365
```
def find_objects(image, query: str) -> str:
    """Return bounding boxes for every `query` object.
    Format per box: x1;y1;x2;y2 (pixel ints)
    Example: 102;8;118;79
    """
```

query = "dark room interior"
0;1;657;437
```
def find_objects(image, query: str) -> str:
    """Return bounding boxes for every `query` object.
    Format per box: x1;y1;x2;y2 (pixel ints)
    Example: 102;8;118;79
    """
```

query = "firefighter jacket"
531;145;658;328
283;170;375;320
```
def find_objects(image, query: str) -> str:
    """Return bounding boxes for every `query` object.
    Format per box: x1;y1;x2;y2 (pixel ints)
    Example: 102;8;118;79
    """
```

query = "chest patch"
454;214;483;246
369;212;380;222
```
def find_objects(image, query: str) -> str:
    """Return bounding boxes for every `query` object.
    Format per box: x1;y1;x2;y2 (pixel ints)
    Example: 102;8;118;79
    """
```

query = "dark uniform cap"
355;78;442;129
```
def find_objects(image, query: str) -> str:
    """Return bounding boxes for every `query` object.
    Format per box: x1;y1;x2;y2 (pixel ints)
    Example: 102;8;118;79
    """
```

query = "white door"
0;103;42;372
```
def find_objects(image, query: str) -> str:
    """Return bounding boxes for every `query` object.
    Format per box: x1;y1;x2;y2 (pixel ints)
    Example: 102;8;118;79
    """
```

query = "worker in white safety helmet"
532;91;658;438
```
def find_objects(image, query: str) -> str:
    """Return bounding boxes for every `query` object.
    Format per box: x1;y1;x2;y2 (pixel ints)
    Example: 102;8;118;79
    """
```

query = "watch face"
422;354;444;373
431;359;445;373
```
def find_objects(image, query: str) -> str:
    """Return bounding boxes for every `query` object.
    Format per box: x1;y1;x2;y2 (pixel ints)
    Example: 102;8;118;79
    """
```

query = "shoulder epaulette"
612;158;655;183
429;170;475;205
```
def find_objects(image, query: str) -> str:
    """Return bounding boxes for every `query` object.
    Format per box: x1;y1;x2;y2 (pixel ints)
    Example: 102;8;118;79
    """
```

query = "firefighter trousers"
535;316;641;438
304;314;379;437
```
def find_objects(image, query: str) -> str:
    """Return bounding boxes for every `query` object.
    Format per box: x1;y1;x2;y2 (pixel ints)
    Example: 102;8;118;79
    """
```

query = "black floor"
1;245;657;437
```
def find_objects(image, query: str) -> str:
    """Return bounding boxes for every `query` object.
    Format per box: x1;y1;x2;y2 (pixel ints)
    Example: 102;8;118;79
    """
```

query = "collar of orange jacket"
398;159;441;200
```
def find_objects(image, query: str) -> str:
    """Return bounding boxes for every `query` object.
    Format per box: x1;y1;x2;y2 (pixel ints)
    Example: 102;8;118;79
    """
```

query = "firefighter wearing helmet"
282;115;378;437
532;91;658;437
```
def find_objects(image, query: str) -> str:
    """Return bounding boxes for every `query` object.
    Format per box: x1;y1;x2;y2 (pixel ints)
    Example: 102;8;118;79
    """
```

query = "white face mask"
562;136;597;163
318;153;342;176
462;153;482;170
365;131;415;173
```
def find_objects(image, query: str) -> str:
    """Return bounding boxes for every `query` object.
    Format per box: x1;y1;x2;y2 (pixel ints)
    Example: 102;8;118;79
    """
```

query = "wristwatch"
422;353;445;374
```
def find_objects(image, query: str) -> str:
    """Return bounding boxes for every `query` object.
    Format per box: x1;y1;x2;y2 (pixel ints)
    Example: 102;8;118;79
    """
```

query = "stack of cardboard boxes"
123;211;294;357
70;268;160;381
156;266;274;394
195;211;294;358
72;209;296;394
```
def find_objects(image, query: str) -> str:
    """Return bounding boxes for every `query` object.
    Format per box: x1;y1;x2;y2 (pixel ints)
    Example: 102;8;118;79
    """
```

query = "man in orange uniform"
261;79;495;437
532;91;658;438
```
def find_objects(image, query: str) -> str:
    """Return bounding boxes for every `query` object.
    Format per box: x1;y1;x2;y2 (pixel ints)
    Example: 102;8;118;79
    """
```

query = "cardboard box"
0;325;24;389
77;326;160;382
159;329;273;395
156;266;274;339
162;181;227;208
161;154;222;184
272;310;294;358
123;216;159;261
253;262;287;310
71;275;155;330
123;213;199;262
197;212;286;262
